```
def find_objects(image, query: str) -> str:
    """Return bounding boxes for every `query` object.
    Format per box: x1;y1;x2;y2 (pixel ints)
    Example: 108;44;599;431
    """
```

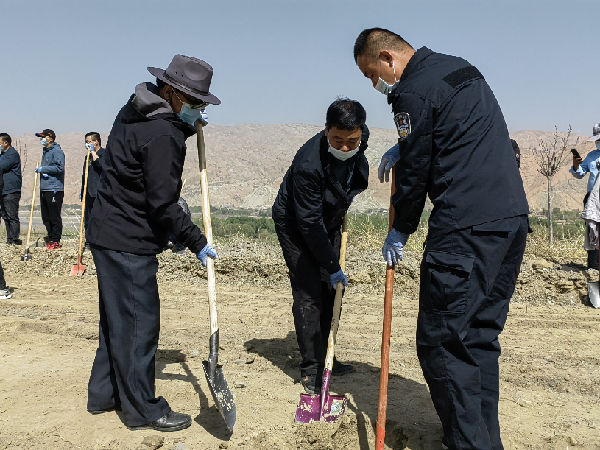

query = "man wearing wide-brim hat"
86;55;220;432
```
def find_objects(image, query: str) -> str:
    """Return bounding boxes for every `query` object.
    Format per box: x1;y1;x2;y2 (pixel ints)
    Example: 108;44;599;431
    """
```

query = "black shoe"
301;373;322;395
332;359;356;376
88;405;121;415
128;410;192;432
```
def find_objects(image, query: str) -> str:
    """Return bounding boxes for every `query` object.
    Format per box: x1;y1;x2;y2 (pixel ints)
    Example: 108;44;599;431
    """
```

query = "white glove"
378;144;400;183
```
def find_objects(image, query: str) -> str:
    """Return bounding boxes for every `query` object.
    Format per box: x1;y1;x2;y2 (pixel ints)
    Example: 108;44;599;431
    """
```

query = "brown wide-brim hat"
148;55;221;105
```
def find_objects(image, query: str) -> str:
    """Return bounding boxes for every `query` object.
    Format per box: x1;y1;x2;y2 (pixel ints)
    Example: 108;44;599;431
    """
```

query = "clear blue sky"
1;0;598;136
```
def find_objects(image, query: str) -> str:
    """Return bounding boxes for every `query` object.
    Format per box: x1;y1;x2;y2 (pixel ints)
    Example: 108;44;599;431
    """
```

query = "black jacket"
80;147;104;198
86;82;207;255
388;47;529;237
0;146;22;194
272;129;369;274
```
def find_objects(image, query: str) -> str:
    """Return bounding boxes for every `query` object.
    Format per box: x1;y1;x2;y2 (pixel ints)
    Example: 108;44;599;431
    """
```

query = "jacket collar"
387;46;434;103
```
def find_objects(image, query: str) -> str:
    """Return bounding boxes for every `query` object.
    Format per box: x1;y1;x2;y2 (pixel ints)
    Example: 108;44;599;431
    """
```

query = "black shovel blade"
202;360;236;431
21;250;32;261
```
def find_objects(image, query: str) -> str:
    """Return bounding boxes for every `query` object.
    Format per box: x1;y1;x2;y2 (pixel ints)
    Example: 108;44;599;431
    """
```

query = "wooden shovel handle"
78;150;91;259
197;123;218;336
376;166;396;450
323;213;348;371
24;161;40;250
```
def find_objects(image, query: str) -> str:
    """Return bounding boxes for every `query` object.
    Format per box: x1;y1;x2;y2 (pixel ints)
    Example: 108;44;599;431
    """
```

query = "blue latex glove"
42;174;49;178
199;109;208;126
197;243;218;267
34;166;43;173
329;269;348;290
382;228;409;266
378;144;400;183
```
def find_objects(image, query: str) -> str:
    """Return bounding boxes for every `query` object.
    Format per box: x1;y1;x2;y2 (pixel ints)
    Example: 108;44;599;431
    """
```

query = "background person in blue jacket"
0;133;22;245
80;132;104;248
355;28;530;450
34;129;65;250
570;122;600;269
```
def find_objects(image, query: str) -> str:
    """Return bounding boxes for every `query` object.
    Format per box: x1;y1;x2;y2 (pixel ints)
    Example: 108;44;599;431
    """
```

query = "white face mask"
374;60;399;96
328;140;360;161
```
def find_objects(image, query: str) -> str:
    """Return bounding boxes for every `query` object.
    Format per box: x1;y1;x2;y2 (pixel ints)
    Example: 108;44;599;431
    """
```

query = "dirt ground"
1;241;599;450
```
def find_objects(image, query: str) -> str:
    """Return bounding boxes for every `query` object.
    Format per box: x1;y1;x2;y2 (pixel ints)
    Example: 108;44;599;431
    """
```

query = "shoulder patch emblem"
394;112;411;140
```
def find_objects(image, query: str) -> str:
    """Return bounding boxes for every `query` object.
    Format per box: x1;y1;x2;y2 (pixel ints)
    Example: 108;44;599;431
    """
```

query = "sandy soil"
1;242;599;450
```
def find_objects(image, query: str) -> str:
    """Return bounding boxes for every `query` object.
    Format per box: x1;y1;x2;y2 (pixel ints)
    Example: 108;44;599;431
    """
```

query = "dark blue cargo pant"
87;245;171;427
417;215;528;450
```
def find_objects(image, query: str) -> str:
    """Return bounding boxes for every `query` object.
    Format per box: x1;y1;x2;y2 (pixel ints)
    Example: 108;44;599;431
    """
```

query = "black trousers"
83;193;96;238
583;192;599;269
88;245;170;427
275;223;341;376
0;192;21;243
40;190;63;242
416;215;528;450
0;260;6;289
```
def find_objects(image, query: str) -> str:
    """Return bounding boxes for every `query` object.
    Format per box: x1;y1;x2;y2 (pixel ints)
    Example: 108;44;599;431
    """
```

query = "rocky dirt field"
1;238;599;450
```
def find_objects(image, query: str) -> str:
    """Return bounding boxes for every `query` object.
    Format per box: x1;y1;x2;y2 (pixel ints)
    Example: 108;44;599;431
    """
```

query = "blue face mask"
173;90;207;128
40;138;48;146
178;103;203;127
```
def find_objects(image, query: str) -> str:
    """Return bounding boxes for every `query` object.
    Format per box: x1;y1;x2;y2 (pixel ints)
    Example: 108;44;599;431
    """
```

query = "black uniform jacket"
80;147;104;199
272;128;369;274
87;83;207;255
389;47;529;237
0;147;21;194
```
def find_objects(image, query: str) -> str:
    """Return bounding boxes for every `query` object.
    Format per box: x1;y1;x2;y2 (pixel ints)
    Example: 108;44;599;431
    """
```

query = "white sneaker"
0;288;12;299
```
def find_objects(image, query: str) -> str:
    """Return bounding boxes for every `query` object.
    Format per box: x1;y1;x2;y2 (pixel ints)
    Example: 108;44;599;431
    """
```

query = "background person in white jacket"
571;123;600;269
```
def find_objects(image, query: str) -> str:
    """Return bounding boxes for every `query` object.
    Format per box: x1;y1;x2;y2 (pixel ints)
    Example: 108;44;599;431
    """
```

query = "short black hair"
85;132;101;146
0;133;11;146
354;27;413;62
156;77;167;92
325;97;366;131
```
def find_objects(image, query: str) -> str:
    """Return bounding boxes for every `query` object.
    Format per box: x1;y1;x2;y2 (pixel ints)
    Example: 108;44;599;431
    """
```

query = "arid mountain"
13;126;595;213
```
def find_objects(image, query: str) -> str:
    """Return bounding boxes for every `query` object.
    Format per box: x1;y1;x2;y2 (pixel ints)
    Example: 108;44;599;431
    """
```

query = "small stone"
219;444;229;449
234;381;248;388
234;359;247;365
569;436;578;446
141;435;164;449
370;367;381;373
189;349;200;357
174;444;189;450
245;356;255;364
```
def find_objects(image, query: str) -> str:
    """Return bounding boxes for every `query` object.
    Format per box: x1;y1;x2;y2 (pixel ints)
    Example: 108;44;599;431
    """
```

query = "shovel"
295;214;349;424
21;161;40;261
196;121;236;431
376;166;396;450
70;148;91;276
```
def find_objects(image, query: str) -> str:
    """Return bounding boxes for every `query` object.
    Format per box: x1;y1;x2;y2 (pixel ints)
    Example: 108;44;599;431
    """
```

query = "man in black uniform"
80;132;104;247
354;29;529;450
86;55;218;432
272;98;368;394
0;133;22;245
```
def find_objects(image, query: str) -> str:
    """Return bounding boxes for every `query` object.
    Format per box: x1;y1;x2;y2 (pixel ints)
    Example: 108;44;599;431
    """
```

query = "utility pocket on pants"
423;250;475;313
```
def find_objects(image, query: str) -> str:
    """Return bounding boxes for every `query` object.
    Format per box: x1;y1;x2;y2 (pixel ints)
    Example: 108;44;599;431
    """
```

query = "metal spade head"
588;281;600;308
21;253;32;261
202;360;236;431
295;392;347;423
69;262;86;277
